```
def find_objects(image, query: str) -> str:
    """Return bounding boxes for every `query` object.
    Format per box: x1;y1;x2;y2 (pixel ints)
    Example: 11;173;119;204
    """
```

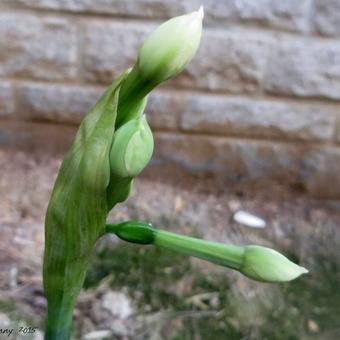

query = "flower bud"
239;245;308;283
116;8;203;126
110;115;154;178
107;221;155;245
106;221;308;283
137;6;204;84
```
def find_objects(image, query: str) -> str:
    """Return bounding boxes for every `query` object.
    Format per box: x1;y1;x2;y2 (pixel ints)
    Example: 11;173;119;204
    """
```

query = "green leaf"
43;74;125;336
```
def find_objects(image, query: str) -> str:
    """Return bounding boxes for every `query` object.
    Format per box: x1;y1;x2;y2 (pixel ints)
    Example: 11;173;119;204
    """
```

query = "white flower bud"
240;246;308;283
138;6;204;84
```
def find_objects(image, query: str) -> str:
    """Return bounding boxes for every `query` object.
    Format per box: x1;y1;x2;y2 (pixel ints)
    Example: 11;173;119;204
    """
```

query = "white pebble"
84;330;112;340
233;210;266;228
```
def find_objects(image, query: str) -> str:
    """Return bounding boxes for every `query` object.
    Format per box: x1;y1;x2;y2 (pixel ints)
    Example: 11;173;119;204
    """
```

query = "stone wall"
0;0;340;197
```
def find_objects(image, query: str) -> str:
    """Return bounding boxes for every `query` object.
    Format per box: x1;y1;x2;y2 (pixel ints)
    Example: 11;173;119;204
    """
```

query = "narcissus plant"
43;7;307;340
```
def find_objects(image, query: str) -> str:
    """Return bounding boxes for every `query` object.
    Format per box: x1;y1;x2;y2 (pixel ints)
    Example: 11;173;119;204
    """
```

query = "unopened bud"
110;115;154;178
106;221;308;283
116;8;203;126
240;245;308;283
138;6;204;84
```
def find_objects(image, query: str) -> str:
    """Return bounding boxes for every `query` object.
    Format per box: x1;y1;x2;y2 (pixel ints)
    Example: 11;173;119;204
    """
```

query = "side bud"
105;221;308;283
239;245;308;283
138;6;204;84
110;115;154;178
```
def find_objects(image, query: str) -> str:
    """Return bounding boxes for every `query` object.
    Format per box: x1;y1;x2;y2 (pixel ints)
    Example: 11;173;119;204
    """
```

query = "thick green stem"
116;65;155;127
44;300;73;340
106;221;244;270
45;322;71;340
154;230;244;270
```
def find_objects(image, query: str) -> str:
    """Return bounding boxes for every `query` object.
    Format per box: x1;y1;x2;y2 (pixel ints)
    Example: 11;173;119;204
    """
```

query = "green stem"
45;325;71;340
116;65;155;127
106;221;244;270
44;301;73;340
154;230;243;270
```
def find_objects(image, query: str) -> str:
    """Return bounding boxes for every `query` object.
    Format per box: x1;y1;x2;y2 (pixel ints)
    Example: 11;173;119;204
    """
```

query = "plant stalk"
106;221;244;270
44;300;73;340
116;65;155;127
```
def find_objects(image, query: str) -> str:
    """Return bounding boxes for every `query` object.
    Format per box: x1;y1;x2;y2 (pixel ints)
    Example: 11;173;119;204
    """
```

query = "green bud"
138;6;204;84
107;221;155;245
109;115;154;178
106;221;308;283
239;245;308;283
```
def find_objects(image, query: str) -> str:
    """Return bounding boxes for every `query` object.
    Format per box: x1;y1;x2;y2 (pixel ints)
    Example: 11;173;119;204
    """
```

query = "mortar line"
1;118;339;149
4;77;340;107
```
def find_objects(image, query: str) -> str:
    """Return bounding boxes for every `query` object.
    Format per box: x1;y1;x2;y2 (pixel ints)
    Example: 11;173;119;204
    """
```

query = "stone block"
153;133;302;183
313;0;340;37
299;147;340;198
180;95;336;141
146;91;180;130
83;21;151;83
0;13;77;80
13;0;191;17
264;40;340;100
17;82;179;129
0;82;15;117
205;0;309;32
173;30;272;93
14;0;309;33
0;120;76;154
17;83;102;123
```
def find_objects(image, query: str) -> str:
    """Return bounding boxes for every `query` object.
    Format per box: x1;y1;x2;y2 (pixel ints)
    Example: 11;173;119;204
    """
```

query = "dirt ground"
0;148;339;339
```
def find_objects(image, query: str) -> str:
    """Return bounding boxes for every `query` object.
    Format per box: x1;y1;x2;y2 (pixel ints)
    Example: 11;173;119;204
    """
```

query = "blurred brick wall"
0;0;340;197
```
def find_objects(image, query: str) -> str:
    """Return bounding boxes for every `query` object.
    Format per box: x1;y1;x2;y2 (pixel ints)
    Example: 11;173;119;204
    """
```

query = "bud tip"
300;266;309;274
197;5;204;20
